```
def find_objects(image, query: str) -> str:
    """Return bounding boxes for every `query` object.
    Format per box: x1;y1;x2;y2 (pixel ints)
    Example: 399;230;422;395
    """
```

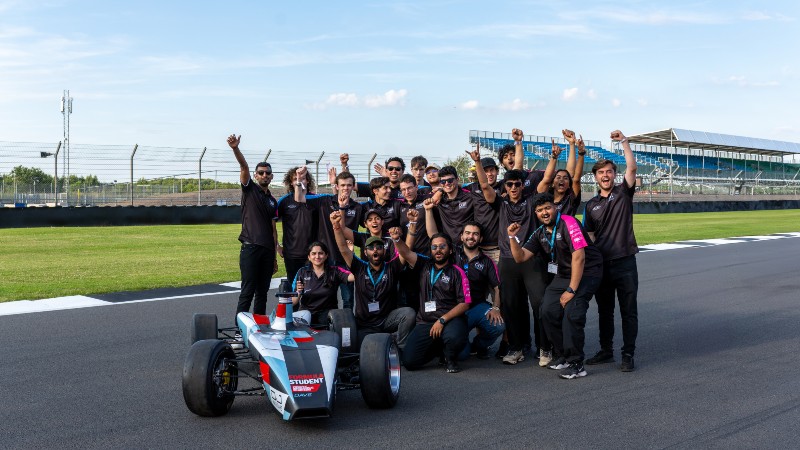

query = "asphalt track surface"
2;238;800;449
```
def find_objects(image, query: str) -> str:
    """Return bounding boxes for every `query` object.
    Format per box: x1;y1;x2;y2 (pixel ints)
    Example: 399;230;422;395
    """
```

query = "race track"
2;237;799;449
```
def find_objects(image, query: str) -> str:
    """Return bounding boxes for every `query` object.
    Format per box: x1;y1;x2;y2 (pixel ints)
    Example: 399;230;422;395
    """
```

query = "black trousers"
594;255;639;356
499;256;550;352
541;275;601;363
402;317;467;369
237;243;276;318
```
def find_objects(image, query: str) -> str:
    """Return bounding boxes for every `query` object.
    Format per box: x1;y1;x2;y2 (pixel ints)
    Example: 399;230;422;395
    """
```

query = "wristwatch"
566;287;576;294
438;317;446;325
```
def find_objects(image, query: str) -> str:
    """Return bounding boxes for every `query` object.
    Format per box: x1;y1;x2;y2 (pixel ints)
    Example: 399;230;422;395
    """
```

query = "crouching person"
330;211;416;351
508;193;602;379
390;227;471;373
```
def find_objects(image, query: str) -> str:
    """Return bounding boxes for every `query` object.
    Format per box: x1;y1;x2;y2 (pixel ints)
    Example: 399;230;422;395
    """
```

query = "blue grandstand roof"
627;128;800;156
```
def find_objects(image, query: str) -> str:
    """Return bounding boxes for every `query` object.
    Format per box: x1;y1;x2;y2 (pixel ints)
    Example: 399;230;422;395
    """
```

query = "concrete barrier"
1;201;799;228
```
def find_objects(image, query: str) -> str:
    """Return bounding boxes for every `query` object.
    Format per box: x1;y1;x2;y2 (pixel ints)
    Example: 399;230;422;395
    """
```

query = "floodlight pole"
263;149;272;162
314;151;324;190
54;142;61;204
198;147;207;206
368;153;377;180
130;144;138;206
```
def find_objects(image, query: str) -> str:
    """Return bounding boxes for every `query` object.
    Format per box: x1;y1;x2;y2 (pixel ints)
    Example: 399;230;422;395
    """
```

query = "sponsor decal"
289;374;324;393
269;386;288;414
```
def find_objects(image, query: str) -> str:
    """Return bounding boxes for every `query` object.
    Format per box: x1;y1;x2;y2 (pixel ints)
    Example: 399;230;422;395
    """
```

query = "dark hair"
369;176;390;197
439;165;458;179
399;174;417;185
430;232;453;248
504;169;526;181
462;221;483;236
410;156;428;168
336;171;356;185
497;144;516;165
307;241;330;256
591;159;617;175
283;166;316;194
255;162;272;170
553;169;572;184
306;241;338;288
385;156;405;171
533;192;555;208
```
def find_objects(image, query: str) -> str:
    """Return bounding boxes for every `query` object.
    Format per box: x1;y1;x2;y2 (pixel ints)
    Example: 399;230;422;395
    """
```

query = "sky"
2;0;800;171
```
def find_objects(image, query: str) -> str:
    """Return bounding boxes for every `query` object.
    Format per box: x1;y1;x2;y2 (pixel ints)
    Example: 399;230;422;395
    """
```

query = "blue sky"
2;0;799;164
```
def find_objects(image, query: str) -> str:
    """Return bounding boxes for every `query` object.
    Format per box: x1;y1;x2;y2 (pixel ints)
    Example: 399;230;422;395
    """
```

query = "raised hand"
330;211;343;227
466;142;481;162
340;153;350;166
296;165;308;183
507;222;521;237
577;135;586;155
406;208;419;223
512;128;524;142
423;198;435;210
551;138;562;158
610;130;627;142
328;166;337;186
374;162;388;177
562;129;576;145
227;134;241;150
389;227;403;242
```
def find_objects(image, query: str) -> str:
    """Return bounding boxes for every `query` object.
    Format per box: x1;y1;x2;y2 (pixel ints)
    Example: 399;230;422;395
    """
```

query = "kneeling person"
508;193;603;379
391;228;471;373
330;211;416;350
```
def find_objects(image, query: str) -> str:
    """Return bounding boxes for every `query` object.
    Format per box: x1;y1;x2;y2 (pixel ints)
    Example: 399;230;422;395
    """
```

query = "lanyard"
367;263;387;301
548;213;561;261
429;266;445;300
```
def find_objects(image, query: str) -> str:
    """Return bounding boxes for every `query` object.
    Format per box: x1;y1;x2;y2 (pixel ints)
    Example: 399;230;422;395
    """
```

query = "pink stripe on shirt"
453;265;472;304
562;215;588;251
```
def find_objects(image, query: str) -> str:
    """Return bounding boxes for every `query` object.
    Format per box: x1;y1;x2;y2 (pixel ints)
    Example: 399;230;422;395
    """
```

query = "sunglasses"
365;244;385;250
426;169;439;174
430;244;449;250
386;166;403;172
505;181;522;188
256;170;272;175
440;177;456;185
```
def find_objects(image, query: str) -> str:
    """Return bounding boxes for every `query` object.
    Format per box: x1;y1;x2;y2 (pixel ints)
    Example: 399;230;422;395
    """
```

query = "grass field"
2;209;800;302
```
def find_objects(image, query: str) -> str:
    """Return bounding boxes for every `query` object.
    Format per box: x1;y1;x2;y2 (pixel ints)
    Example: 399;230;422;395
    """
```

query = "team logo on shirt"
474;262;484;270
346;209;356;216
524;180;531;186
458;201;468;209
415;203;424;209
288;204;297;209
592;205;602;211
556;233;562;240
440;275;451;284
609;194;615;202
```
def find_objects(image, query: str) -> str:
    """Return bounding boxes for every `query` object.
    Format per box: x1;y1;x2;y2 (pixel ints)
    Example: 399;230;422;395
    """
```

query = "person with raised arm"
390;227;471;373
582;129;639;372
495;127;547;198
291;241;355;326
463;149;503;264
471;141;553;365
226;134;278;321
549;129;585;216
508;193;602;378
276;165;318;283
330;211;416;350
430;165;476;244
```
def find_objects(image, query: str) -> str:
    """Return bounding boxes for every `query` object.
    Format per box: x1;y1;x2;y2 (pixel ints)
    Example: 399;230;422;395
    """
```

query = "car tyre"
191;313;218;343
328;309;358;354
359;333;400;409
182;339;238;417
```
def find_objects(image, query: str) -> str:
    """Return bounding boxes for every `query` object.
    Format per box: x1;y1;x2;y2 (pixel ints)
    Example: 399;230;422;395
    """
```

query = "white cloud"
562;87;579;101
498;98;531;111
587;89;597;100
327;93;360;107
461;100;479;110
364;89;408;108
743;11;794;21
611;98;622;107
637;98;648;106
712;75;780;88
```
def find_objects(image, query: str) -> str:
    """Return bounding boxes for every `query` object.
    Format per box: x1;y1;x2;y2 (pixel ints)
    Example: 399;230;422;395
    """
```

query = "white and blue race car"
182;292;400;420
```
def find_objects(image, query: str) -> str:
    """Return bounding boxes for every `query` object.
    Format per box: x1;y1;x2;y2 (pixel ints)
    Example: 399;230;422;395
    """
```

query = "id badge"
424;301;437;313
368;301;380;313
547;262;558;274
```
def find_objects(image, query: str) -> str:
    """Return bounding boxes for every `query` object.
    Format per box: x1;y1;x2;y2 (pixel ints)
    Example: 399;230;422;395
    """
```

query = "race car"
181;292;400;420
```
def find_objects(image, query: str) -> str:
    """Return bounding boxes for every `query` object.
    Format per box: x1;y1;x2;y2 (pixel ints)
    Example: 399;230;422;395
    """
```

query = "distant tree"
9;166;53;186
443;154;472;182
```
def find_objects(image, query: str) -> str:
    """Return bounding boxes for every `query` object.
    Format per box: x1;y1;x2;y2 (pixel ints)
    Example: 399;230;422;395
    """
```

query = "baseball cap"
364;236;385;248
425;163;440;171
480;157;498;169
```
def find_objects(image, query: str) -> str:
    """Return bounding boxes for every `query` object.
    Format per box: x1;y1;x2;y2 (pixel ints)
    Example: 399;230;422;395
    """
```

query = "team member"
472;143;553;365
226;134;278;319
583;130;640;372
299;171;362;310
352;156;407;200
496;128;546;197
464;155;502;263
431;165;475;244
350;209;397;261
551;129;586;216
361;176;404;234
508;193;603;379
416;213;503;360
291;242;355;326
410;156;431;187
277;166;318;283
425;163;441;189
397;176;435;311
391;230;471;373
330;211;416;350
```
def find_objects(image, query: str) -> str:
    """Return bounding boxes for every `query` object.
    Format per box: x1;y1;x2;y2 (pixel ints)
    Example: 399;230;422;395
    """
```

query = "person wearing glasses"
350;156;407;201
463;154;503;264
425;163;441;190
390;228;471;374
330;211;416;350
496;128;547;198
471;140;560;366
226;134;279;320
429;165;475;244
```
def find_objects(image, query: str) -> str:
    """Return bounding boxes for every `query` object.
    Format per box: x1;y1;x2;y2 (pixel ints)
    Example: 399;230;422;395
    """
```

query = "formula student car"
181;292;400;420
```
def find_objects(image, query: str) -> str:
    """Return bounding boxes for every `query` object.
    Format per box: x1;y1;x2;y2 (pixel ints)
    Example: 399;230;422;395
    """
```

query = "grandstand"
469;128;800;195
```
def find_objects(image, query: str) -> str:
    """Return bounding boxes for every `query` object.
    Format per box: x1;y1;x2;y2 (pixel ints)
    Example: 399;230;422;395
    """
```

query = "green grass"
2;210;799;302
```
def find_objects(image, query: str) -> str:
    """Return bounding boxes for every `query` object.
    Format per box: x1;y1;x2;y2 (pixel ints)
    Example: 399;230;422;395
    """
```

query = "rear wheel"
359;333;400;409
191;313;218;344
182;339;238;417
328;309;358;354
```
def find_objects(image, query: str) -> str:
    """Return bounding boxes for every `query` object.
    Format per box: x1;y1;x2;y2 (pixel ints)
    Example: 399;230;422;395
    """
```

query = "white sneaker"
538;349;553;367
502;350;525;365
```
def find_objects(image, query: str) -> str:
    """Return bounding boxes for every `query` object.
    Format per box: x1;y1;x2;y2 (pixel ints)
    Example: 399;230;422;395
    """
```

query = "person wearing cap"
425;163;441;190
361;176;405;234
463;154;503;264
330;211;416;350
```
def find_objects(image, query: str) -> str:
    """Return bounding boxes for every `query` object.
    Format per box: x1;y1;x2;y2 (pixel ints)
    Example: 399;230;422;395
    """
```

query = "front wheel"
359;333;400;409
182;340;238;417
